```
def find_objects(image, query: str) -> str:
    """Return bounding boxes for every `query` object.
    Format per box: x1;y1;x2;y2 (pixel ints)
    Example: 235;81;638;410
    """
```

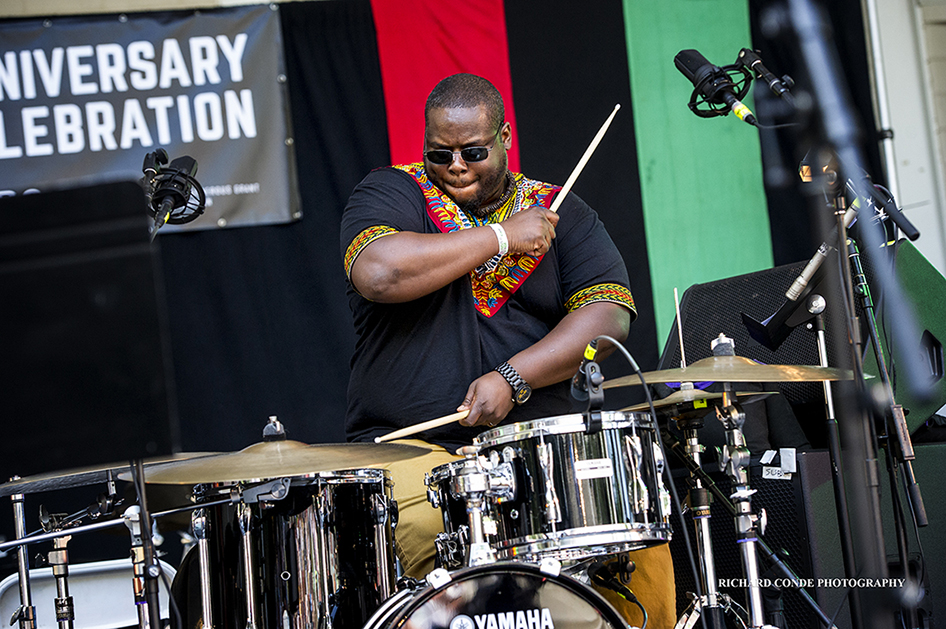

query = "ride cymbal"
603;355;854;388
129;440;430;485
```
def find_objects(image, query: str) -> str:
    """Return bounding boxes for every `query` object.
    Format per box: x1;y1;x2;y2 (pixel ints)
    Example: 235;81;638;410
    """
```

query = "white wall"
869;0;946;273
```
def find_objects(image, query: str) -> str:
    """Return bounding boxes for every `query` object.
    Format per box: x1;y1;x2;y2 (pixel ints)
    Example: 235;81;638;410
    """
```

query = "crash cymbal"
0;452;219;498
603;355;854;388
619;389;775;413
130;439;431;485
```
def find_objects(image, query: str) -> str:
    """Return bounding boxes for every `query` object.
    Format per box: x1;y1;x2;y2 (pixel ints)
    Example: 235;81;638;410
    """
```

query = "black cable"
594;334;708;629
158;563;184;629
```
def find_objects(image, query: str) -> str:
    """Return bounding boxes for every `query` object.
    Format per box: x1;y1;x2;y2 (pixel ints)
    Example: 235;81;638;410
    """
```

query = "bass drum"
364;563;629;629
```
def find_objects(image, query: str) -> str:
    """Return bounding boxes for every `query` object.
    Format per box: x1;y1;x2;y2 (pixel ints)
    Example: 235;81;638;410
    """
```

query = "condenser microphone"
674;49;757;126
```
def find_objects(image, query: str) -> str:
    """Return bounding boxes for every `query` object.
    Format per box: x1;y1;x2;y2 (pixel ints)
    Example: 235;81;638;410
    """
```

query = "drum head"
373;563;627;629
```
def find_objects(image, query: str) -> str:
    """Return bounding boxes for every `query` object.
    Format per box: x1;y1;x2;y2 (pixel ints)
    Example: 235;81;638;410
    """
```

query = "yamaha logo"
450;609;555;629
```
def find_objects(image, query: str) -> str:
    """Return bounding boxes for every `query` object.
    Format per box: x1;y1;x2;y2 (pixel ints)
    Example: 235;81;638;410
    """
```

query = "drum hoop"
192;467;393;499
426;457;480;483
474;411;653;448
377;562;628;628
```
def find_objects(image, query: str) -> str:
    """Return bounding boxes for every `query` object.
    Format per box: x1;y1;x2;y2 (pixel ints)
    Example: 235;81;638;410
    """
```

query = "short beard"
460;156;509;219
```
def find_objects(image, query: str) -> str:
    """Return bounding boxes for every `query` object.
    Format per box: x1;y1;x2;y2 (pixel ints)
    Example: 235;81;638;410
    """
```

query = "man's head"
423;74;512;217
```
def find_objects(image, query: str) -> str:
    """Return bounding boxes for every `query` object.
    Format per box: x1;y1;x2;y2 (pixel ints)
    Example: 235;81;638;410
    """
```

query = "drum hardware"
714;395;770;629
663;427;839;629
9;490;36;629
671;410;730;629
35;510;75;629
236;502;259;629
190;509;213;629
425;452;515;568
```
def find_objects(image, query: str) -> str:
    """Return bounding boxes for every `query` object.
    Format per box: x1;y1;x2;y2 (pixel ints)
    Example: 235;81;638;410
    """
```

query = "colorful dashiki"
393;163;560;317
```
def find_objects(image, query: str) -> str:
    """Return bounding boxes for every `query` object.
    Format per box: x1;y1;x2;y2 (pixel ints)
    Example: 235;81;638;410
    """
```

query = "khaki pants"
381;439;677;629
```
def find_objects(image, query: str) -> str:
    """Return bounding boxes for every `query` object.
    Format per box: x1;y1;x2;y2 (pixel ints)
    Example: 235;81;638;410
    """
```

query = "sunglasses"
424;128;502;165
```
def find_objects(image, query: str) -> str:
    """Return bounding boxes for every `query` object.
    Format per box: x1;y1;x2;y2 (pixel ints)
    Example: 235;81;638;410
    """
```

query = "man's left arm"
457;300;631;427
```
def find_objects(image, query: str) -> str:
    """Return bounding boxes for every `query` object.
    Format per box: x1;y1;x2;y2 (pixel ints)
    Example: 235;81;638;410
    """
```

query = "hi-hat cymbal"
129;440;431;485
0;452;219;498
619;389;776;413
603;355;854;388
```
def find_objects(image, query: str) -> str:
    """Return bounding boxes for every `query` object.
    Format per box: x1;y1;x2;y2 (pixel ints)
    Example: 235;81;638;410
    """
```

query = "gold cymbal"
619;389;775;413
0;452;219;498
129;439;431;485
603;355;854;388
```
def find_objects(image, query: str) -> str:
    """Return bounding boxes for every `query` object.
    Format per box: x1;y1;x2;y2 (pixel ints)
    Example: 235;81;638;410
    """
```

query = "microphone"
151;155;197;219
785;206;857;301
147;154;206;238
571;339;602;402
674;49;757;126
736;48;794;104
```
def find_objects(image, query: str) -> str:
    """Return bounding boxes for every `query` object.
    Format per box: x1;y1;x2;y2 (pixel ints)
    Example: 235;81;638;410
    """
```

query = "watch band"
494;361;531;405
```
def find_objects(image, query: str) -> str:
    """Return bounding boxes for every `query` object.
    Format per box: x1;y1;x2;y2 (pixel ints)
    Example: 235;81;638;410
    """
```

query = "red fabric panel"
369;0;520;171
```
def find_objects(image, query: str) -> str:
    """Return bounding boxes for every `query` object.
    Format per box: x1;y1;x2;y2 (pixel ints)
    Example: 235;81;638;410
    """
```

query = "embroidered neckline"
394;164;560;317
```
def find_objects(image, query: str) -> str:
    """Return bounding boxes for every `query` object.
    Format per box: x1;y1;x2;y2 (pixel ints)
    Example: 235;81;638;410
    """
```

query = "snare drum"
363;562;629;629
173;468;397;629
473;412;671;563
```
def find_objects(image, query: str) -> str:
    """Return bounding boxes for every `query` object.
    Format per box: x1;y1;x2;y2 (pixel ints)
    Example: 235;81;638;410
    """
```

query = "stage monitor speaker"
0;179;178;483
655;262;855;444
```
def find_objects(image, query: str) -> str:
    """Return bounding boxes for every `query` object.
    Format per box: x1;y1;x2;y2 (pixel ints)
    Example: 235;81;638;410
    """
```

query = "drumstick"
548;103;621;214
374;410;471;443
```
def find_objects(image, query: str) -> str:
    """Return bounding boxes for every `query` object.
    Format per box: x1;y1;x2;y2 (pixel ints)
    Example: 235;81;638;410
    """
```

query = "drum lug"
371;493;392;525
537;442;562;524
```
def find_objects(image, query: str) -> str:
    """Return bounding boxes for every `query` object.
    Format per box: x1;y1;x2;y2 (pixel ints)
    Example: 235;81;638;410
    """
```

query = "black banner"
0;5;299;230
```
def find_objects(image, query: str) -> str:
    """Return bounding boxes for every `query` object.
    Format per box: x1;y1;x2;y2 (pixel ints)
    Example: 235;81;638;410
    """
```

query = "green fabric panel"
622;1;773;352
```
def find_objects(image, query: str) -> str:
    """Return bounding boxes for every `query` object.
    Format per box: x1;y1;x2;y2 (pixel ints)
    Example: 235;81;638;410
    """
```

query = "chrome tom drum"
473;412;671;563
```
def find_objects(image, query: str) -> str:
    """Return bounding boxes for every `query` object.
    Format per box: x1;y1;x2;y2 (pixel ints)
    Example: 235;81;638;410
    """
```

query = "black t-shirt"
340;166;635;451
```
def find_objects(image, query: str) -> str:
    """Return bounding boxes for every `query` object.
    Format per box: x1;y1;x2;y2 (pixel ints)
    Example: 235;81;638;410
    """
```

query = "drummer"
340;73;673;626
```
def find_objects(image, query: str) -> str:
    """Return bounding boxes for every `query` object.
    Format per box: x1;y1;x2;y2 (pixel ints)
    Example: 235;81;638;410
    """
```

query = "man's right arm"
351;207;558;303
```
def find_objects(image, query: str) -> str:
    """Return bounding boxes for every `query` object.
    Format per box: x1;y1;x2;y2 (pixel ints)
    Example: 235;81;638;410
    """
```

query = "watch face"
515;385;532;404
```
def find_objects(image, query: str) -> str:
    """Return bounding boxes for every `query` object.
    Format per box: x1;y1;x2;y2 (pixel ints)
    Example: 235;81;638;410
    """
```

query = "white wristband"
489;223;509;257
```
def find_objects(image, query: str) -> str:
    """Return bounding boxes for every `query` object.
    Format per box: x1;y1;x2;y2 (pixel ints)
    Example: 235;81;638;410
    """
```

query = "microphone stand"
846;238;926;629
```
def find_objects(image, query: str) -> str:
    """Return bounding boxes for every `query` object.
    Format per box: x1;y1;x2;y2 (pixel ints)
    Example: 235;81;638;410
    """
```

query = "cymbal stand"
9;488;36;629
663;429;838;628
716;393;770;629
38;510;74;629
673;414;730;629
